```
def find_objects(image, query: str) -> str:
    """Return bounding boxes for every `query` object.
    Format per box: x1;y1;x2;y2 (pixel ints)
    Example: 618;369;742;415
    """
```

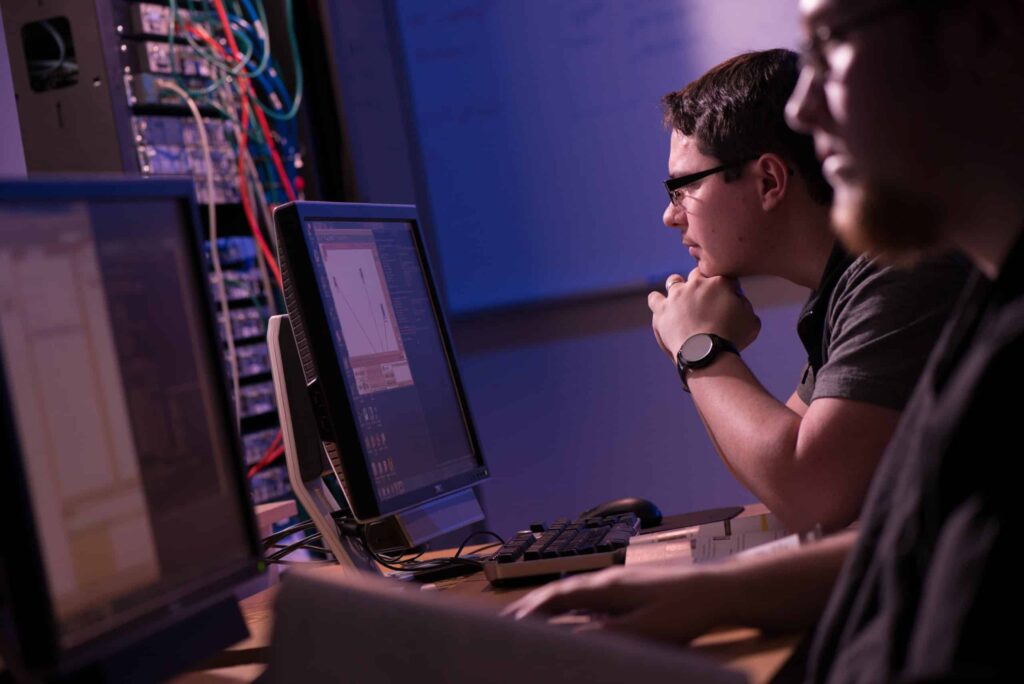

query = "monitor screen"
275;203;488;522
0;180;261;677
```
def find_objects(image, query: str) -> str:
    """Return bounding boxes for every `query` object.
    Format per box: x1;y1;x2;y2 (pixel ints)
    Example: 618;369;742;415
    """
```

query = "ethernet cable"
156;78;242;429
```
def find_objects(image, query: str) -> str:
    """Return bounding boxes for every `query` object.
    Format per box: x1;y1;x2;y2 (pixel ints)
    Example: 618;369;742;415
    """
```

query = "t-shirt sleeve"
811;255;972;410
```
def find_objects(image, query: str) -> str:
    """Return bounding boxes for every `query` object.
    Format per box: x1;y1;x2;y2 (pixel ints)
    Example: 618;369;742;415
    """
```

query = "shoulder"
836;252;972;298
829;252;973;322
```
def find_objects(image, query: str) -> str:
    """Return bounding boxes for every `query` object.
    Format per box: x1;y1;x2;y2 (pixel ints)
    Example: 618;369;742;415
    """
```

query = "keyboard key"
566;528;606;555
542;528;580;558
524;528;563;560
495;531;535;563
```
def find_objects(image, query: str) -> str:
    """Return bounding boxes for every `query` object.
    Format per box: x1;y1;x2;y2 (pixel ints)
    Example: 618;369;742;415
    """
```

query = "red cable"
264;429;283;455
182;20;283;287
238;138;283;287
211;0;244;62
236;95;283;287
248;430;284;479
181;16;290;483
211;0;296;202
248;444;285;479
251;105;297;202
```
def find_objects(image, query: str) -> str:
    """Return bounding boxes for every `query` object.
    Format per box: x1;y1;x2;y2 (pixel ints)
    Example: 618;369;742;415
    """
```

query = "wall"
390;0;802;314
454;281;806;537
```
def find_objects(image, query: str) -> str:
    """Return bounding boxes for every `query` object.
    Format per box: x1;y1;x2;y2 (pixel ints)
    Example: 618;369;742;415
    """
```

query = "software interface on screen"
305;220;478;505
0;199;250;648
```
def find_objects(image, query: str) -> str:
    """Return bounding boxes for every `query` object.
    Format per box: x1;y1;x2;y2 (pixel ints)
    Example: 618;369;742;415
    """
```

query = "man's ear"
755;153;790;211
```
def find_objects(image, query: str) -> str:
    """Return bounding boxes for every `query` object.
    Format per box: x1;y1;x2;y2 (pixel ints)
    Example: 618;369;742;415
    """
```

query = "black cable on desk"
353;526;485;573
267;532;323;562
263;509;505;574
454;530;505;558
261;519;317;549
462;541;501;556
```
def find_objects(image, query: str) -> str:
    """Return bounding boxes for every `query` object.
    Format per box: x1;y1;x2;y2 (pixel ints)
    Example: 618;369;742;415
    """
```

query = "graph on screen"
321;242;412;395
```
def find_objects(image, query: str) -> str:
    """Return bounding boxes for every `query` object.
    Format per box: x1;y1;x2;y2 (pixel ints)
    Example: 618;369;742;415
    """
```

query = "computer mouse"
580;497;663;529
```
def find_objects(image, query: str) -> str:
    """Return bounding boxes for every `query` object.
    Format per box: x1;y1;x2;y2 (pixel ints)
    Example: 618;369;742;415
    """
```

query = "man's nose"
785;66;827;134
663;201;687;229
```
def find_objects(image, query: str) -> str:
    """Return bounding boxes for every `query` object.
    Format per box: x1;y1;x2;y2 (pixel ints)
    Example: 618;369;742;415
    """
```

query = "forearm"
685;354;806;527
708;529;856;632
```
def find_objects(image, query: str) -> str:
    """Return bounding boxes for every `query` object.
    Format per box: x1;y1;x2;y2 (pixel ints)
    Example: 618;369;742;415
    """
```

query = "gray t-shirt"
796;248;971;410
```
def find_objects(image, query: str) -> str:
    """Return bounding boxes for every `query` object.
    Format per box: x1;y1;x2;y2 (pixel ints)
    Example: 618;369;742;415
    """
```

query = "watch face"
681;334;714;364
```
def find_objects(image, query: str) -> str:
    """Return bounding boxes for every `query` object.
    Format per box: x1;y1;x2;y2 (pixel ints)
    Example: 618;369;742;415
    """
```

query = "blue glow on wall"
391;0;800;313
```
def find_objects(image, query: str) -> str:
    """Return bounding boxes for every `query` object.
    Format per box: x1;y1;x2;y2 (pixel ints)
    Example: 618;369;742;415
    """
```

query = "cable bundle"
262;511;505;579
154;0;305;476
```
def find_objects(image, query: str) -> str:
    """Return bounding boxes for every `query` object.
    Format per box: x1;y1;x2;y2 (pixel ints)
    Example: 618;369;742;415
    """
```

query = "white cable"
237;121;280;315
216;85;278;314
157;78;242;429
245;146;277;247
231;120;276;315
253;235;278;315
249;187;278;315
220;88;281;259
237;143;279;319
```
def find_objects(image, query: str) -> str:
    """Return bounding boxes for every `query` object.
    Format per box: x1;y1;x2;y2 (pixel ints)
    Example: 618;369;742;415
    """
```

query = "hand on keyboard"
501;563;721;646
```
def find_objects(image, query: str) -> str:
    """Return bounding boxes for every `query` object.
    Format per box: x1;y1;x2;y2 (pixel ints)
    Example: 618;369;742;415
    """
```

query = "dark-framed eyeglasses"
798;0;932;78
663;158;755;208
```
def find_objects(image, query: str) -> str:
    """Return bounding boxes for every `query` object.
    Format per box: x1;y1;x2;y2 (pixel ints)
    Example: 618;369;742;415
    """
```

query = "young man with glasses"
648;49;966;534
509;2;1020;679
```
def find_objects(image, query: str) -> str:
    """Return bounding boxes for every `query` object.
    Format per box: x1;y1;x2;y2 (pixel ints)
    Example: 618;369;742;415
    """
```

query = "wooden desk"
178;567;797;683
179;505;800;683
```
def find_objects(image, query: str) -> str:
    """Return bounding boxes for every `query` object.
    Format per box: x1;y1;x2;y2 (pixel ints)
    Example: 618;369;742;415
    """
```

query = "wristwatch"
676;333;739;393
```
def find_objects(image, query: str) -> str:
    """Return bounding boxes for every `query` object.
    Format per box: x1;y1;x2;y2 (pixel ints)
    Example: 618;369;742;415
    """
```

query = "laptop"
266;568;744;684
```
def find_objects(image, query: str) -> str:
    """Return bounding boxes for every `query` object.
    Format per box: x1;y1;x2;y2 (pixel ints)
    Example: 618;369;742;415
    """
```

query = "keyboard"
482;513;641;584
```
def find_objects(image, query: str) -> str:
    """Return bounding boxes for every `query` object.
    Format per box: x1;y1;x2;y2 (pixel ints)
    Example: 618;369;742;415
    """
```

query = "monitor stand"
266;315;484;573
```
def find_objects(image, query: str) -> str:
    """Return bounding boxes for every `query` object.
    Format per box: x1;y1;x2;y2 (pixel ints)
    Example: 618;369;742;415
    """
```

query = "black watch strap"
676;334;739;393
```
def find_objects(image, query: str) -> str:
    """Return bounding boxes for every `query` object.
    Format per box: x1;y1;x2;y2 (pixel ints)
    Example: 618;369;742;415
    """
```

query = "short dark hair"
662;49;832;206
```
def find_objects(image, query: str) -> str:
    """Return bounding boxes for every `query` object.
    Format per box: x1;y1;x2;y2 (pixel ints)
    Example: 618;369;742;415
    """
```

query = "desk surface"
176;504;798;683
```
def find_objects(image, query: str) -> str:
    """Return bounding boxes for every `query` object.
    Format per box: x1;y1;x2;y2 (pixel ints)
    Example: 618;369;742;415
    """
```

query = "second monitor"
274;202;489;525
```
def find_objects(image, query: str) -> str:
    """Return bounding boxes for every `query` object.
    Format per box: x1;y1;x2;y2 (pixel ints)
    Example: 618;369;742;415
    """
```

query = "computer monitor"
273;202;489;523
0;178;262;682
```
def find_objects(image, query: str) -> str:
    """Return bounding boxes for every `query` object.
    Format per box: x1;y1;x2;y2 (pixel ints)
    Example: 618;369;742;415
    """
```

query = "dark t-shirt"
796;245;970;410
807;237;1024;682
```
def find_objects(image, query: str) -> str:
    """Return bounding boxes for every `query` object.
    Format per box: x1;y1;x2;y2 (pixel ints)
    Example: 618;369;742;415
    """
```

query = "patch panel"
239;380;277;419
243;427;280;466
124;72;214;108
128;2;193;37
209;236;261;265
232;342;272;378
132;115;240;203
212;268;266;303
218;305;269;341
136;40;213;77
250;466;292;505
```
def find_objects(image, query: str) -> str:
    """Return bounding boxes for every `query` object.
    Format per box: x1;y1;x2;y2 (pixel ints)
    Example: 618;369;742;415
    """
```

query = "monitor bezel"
274;201;489;522
0;177;263;672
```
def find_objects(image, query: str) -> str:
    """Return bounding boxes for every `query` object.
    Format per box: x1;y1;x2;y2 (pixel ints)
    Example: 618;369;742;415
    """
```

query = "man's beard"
831;181;946;266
